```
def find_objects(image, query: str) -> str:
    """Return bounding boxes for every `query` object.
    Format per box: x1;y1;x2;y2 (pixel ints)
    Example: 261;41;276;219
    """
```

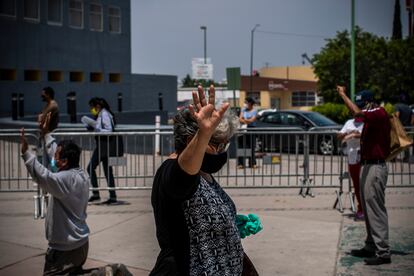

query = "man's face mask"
54;147;68;172
50;158;58;173
200;151;228;174
90;107;98;116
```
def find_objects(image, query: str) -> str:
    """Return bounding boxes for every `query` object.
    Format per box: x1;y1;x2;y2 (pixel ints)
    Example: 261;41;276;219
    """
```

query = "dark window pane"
48;0;62;23
24;0;39;20
90;3;102;31
0;0;16;16
69;0;83;27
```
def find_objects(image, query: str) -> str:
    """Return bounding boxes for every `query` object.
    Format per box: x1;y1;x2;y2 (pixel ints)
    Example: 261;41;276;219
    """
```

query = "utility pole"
407;0;413;37
200;26;207;64
350;0;356;101
250;24;260;93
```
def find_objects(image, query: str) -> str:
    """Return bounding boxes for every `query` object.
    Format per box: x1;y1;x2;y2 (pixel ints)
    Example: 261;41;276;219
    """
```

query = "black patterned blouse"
150;159;243;276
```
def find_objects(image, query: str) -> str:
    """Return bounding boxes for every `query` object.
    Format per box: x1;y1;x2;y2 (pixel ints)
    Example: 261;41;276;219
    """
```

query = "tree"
313;27;414;103
313;27;386;102
180;74;225;88
182;74;195;87
382;38;414;101
392;0;402;40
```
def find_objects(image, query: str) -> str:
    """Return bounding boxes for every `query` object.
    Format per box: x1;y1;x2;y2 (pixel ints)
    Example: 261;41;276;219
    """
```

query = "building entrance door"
271;97;280;110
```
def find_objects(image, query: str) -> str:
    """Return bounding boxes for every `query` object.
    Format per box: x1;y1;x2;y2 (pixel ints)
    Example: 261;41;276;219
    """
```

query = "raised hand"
189;85;229;136
336;84;361;115
336;85;346;96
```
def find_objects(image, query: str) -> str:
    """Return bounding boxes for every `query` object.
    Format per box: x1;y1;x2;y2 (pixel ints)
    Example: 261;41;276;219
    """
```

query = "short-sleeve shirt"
339;119;364;164
360;107;391;161
394;103;412;126
241;108;257;127
151;159;243;276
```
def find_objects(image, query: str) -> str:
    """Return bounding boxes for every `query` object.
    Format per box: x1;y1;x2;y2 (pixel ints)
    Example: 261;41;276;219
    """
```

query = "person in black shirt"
150;85;251;276
394;93;413;161
394;93;412;127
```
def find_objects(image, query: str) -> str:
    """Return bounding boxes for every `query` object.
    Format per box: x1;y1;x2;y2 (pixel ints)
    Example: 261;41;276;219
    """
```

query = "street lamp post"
200;26;207;64
350;0;355;101
250;24;260;93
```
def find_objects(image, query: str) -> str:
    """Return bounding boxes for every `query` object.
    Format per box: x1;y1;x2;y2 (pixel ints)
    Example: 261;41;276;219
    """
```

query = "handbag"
97;116;124;157
386;113;413;161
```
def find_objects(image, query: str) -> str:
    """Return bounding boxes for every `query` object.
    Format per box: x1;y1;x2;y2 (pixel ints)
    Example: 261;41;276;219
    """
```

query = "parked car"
257;108;277;117
176;100;191;111
254;110;342;155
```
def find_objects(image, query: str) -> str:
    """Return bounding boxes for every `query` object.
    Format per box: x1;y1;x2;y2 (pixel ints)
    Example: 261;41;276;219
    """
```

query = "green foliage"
313;102;396;123
181;74;226;88
312;103;351;124
313;27;414;104
181;74;194;87
382;39;414;102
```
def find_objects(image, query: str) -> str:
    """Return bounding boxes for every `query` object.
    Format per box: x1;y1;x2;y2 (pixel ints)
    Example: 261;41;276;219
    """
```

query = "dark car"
177;100;191;111
254;110;341;155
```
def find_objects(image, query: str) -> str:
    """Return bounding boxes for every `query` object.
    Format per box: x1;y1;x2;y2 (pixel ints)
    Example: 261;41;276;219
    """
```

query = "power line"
256;30;327;39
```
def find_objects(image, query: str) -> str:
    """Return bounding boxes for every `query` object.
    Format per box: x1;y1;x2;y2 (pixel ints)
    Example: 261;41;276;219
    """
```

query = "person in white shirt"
338;118;364;220
83;97;117;204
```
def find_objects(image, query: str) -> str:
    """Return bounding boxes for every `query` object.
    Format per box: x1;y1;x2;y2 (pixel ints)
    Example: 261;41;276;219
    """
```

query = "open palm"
189;85;229;135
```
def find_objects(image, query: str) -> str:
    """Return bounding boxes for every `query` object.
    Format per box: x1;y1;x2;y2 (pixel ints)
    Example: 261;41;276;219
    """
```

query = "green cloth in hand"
236;213;263;239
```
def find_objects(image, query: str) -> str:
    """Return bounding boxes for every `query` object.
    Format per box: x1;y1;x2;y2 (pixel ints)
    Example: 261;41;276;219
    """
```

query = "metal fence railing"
1;128;412;192
1;128;413;218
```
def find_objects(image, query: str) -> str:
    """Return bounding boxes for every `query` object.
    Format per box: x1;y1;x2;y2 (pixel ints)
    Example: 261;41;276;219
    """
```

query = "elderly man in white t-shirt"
338;118;364;220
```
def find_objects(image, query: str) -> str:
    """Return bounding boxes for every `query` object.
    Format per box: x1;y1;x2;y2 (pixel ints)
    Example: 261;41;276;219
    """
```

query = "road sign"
226;67;241;90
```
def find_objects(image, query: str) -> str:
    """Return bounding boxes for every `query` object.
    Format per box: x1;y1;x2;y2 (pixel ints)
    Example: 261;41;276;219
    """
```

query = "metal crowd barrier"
1;128;412;192
1;128;413;218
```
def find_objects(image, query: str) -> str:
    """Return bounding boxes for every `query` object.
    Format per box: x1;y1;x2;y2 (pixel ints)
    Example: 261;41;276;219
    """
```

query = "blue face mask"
50;158;58;173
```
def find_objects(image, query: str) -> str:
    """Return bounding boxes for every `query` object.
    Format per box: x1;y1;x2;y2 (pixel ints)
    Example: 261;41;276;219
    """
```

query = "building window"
70;71;83;82
108;6;121;33
24;70;41;81
89;3;102;31
48;0;62;25
292;91;316;107
90;72;103;82
23;0;39;22
48;71;63;82
109;73;121;83
0;69;17;81
69;0;83;28
0;0;16;18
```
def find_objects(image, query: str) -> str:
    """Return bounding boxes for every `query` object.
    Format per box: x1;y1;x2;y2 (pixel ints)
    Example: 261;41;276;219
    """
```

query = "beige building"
240;66;319;111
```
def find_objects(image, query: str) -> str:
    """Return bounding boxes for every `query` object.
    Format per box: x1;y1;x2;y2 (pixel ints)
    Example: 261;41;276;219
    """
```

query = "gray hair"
173;108;239;153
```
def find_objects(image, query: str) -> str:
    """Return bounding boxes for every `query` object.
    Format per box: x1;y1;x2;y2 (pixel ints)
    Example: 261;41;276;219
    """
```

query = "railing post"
34;194;41;219
299;133;314;197
155;115;160;155
333;152;345;212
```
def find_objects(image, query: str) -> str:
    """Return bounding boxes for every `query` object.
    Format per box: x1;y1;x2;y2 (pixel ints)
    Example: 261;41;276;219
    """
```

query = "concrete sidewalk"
0;188;413;275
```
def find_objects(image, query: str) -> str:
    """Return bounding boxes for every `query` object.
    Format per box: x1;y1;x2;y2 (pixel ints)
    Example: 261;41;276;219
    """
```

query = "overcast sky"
131;0;410;82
